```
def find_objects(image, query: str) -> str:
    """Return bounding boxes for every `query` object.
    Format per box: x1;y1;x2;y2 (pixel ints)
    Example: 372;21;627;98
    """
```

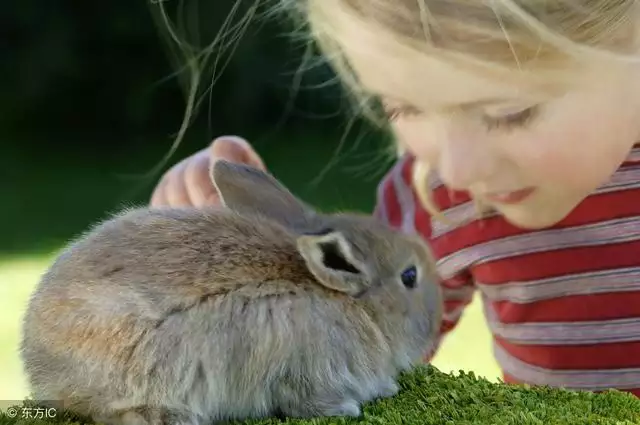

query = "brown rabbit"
20;160;443;425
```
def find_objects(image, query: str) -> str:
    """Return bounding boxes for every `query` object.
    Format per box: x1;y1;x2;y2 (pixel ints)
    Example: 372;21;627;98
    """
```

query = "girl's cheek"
394;120;440;163
503;130;586;189
501;136;552;179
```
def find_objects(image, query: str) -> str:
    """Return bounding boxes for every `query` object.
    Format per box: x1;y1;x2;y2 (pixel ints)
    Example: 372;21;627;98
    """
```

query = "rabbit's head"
212;160;443;366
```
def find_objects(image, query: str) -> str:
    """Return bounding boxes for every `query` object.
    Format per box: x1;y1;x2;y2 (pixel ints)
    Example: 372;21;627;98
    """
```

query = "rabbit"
20;159;443;425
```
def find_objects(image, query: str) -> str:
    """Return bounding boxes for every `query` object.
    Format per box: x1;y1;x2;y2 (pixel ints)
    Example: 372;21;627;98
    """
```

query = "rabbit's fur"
20;160;443;425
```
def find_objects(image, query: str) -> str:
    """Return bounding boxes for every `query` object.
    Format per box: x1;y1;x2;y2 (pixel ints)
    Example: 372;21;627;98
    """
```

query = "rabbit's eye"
400;266;417;289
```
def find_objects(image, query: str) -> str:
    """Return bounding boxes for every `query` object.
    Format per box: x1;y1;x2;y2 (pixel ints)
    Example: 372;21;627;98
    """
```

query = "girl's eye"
482;105;539;130
384;104;423;121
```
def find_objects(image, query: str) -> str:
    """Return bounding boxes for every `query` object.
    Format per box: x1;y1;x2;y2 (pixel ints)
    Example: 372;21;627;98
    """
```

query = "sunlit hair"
154;0;640;218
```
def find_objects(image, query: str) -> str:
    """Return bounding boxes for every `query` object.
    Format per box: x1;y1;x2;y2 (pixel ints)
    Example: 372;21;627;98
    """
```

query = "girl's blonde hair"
154;0;640;218
279;0;640;218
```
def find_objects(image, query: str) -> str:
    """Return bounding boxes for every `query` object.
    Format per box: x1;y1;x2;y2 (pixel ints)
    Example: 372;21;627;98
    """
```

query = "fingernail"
212;135;247;146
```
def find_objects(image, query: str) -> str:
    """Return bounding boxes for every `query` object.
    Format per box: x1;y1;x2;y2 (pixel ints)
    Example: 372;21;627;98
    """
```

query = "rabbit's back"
32;206;321;314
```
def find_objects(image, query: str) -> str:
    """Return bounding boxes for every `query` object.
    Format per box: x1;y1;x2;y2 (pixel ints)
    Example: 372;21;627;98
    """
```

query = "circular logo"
6;407;18;418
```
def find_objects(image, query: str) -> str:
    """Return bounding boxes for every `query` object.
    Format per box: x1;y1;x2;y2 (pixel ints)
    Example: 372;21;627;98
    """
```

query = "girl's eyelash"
384;102;541;131
384;105;422;121
482;106;539;130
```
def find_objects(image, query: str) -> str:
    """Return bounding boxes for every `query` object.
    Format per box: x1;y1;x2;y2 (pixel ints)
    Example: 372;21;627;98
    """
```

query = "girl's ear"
211;160;315;229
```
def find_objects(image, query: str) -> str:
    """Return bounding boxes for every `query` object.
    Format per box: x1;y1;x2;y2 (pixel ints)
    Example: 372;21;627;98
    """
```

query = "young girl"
150;1;640;398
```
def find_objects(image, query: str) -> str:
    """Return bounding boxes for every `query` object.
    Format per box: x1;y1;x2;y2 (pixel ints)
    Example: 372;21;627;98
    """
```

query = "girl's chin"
495;201;577;230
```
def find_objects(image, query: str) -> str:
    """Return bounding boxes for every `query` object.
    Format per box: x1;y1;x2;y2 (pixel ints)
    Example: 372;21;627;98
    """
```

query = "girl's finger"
184;150;217;207
150;175;170;207
165;160;193;207
210;136;266;170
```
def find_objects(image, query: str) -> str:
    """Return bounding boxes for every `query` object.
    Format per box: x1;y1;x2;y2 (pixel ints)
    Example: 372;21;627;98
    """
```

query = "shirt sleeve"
372;155;476;362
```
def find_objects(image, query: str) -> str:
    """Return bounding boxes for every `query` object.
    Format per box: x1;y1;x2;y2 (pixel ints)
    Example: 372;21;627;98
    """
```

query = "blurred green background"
0;0;499;400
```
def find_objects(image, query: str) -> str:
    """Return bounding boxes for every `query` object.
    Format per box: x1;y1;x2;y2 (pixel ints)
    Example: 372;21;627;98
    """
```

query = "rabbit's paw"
355;375;399;402
375;377;400;399
99;406;186;425
285;397;362;419
321;399;361;417
94;410;152;425
120;411;154;425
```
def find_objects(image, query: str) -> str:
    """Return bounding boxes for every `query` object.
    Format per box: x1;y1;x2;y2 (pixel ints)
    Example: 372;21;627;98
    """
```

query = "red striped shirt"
374;145;640;398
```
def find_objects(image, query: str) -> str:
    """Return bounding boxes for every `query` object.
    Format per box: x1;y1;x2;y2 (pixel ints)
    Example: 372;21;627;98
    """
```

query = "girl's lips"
483;187;535;205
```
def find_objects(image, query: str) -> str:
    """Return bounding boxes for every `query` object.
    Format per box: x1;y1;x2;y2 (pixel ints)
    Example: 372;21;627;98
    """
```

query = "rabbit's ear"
296;229;369;297
211;160;314;228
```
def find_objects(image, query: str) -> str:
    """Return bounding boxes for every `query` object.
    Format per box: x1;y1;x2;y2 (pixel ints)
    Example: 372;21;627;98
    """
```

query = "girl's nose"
436;122;499;191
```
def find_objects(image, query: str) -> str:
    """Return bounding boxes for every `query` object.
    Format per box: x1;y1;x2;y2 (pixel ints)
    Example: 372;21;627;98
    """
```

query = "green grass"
1;366;639;425
0;256;49;401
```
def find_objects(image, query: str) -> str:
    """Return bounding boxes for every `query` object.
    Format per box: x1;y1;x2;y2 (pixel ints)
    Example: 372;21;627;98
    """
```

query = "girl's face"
340;27;640;229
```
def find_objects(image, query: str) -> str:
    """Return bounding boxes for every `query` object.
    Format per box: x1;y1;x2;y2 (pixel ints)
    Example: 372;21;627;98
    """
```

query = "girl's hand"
150;136;266;207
